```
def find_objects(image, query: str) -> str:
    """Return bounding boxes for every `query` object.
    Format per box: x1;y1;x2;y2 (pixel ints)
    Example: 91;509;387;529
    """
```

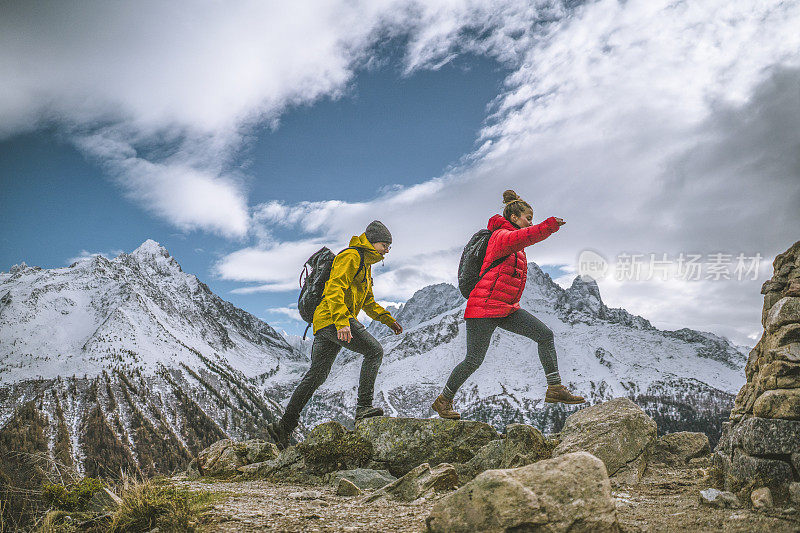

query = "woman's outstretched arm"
490;216;561;258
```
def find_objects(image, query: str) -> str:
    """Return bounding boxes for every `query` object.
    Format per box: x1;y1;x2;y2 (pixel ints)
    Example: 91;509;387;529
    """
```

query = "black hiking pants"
281;318;383;432
443;308;561;400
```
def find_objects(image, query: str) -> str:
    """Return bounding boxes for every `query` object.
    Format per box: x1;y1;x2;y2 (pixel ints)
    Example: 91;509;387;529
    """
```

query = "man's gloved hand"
390;322;403;335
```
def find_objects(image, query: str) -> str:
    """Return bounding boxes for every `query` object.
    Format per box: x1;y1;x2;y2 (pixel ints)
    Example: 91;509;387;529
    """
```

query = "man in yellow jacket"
267;221;403;449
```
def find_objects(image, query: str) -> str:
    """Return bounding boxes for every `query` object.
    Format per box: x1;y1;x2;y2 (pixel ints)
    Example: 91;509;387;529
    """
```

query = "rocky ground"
615;462;799;532
174;460;800;533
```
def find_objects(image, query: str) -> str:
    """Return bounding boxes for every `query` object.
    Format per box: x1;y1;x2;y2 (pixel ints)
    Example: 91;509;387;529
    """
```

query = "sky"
1;0;799;348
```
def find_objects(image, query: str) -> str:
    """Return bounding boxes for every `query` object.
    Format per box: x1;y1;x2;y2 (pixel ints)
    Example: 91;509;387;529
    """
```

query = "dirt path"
177;479;436;532
175;464;800;533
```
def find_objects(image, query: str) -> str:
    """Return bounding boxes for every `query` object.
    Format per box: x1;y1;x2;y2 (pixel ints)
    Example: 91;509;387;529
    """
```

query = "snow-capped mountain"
274;264;747;445
0;238;748;479
0;241;306;477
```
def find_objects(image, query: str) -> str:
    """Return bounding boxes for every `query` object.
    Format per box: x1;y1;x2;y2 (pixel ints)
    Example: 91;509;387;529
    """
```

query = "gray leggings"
281;318;383;432
443;309;561;399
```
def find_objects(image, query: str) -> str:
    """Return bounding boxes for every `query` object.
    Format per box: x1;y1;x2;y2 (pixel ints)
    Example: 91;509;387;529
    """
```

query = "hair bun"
502;189;520;205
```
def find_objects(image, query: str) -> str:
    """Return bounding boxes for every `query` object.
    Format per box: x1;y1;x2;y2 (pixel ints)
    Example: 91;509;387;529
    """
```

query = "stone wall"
714;240;800;502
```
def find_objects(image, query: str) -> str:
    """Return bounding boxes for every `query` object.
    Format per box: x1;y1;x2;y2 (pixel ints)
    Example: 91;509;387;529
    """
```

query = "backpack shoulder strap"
478;230;511;278
338;247;367;282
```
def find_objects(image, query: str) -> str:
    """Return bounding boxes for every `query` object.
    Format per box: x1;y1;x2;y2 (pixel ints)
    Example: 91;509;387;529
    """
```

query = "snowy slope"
274;263;746;444
0;241;306;477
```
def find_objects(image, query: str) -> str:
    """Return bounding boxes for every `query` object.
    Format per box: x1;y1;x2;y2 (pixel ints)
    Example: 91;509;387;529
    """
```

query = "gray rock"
330;468;396;490
500;423;553;468
753;388;800;420
793;453;800;475
288;490;323;500
727;451;794;494
734;417;800;455
355;417;499;476
553;397;657;476
765;297;800;333
336;478;362;497
751;487;773;509
364;462;459;503
789;482;800;505
197;439;278;477
426;451;620;533
242;439;280;464
699;488;739;509
296;421;372;474
453;439;504;482
236;446;308;482
652;432;710;465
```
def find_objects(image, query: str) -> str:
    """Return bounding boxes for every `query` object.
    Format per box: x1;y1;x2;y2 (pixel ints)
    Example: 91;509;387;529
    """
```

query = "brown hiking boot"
431;395;461;420
545;384;586;405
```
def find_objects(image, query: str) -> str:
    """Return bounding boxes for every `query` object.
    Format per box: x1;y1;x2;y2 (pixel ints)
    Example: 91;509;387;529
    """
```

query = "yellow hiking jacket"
312;233;397;334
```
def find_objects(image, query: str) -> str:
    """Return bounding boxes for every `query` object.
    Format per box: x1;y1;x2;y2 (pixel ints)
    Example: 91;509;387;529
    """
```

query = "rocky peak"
555;274;606;324
9;261;28;275
7;261;41;278
120;239;183;277
566;275;604;309
393;283;464;330
131;239;170;260
662;328;746;370
521;263;565;304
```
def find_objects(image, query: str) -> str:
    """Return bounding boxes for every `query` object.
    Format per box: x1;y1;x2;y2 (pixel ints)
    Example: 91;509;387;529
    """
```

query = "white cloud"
219;0;800;348
217;239;332;294
264;306;303;322
7;0;800;347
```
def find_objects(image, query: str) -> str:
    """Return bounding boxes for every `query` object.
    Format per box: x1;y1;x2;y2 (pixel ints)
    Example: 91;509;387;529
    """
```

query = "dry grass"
37;474;218;533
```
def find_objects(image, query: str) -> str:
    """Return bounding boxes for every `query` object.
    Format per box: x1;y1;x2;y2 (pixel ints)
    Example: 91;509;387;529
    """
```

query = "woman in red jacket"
431;190;585;419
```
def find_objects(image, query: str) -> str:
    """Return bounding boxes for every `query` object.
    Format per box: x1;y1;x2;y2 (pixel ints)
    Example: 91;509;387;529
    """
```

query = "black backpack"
298;246;365;339
457;230;510;298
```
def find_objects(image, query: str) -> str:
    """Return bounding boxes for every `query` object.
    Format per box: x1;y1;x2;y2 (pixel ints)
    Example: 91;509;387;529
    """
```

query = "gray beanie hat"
365;220;392;245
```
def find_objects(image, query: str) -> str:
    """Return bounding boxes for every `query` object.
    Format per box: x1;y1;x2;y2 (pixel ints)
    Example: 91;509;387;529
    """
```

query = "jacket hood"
349;233;384;265
487;214;516;232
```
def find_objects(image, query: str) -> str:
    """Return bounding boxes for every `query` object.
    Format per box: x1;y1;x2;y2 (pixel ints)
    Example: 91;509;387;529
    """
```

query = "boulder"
197;439;279;477
756;360;800;390
651;432;710;465
500;423;554;468
330;468;396;490
765;297;800;333
553;398;657;476
789;482;800;506
296;421;372;474
236;446;313;483
733;417;800;455
765;325;800;354
365;462;459;503
336;478;362;497
699;488;739;509
752;388;800;420
355;417;499;476
426;452;620;533
771;342;800;364
453;439;504;482
751;487;773;509
727;451;794;496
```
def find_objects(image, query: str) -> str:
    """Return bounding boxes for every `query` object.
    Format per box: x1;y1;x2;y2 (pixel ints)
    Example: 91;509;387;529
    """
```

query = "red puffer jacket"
465;214;561;318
